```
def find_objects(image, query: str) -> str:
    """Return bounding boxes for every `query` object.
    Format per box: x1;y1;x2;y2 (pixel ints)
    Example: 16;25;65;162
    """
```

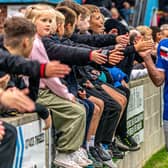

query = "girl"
25;4;90;168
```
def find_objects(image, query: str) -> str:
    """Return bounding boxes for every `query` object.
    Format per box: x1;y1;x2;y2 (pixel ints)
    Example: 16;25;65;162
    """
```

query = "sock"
89;135;95;147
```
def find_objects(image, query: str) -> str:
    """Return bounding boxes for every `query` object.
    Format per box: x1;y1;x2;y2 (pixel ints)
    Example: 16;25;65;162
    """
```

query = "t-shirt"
156;38;168;120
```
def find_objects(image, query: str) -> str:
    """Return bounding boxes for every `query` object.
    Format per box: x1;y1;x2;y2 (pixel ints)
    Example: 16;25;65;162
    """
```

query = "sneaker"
77;148;93;165
54;152;82;168
103;159;118;168
89;146;102;162
115;136;129;152
118;135;141;151
108;141;124;159
94;144;112;161
87;151;103;168
70;150;90;167
89;145;117;168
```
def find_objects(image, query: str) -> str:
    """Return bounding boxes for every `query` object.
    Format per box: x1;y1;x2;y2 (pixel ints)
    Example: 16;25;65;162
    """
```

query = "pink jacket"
29;34;74;101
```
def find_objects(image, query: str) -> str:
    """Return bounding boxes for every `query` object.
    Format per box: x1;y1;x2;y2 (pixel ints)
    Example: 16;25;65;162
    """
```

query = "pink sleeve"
30;36;74;101
41;78;74;101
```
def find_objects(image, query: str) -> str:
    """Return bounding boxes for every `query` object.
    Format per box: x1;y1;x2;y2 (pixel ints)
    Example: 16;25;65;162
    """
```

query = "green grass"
143;148;168;168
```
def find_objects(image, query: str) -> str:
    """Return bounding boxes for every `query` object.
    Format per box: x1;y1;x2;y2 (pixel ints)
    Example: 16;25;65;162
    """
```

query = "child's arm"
41;78;75;101
0;49;70;79
42;37;107;65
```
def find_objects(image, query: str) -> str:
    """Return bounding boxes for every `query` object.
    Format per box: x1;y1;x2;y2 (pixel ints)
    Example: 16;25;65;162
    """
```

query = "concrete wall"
1;76;165;168
117;76;165;168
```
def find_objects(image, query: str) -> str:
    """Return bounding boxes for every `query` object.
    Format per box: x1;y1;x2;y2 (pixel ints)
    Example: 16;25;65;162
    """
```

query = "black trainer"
89;146;102;162
89;144;112;161
108;141;125;159
115;136;129;152
118;135;141;151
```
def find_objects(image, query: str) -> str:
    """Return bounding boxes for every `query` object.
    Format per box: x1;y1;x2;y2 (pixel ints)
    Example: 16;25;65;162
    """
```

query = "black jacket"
0;49;41;79
0;49;49;119
42;35;92;66
61;37;115;50
70;33;117;47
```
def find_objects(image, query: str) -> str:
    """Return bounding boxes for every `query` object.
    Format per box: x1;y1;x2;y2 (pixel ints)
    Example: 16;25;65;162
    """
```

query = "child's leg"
37;89;86;152
0;122;17;168
101;84;127;110
87;96;104;140
116;86;130;137
101;84;127;137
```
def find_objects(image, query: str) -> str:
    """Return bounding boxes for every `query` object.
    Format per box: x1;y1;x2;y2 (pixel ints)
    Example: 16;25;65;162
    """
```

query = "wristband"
40;64;46;78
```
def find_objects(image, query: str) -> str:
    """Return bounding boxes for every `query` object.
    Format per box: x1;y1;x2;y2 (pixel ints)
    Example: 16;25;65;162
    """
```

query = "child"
2;16;56;130
0;16;67;168
25;4;90;168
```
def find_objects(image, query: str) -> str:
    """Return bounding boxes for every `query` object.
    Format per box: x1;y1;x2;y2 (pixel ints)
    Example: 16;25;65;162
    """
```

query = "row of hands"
0;34;154;140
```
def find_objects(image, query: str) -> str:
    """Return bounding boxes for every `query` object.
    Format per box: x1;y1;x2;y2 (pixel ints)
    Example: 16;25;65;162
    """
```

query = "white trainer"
70;150;90;167
54;152;82;168
77;148;93;165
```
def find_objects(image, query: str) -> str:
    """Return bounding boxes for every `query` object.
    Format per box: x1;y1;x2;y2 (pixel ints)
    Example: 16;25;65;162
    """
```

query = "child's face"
108;28;118;35
90;12;104;34
111;9;120;20
65;22;76;37
77;16;90;32
35;13;53;37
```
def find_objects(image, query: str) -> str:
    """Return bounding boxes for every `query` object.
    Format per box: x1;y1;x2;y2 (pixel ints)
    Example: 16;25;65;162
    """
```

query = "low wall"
1;76;165;168
117;76;165;168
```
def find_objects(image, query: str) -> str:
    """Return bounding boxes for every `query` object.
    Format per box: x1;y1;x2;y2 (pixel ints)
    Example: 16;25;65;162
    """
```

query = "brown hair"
57;0;84;17
82;4;100;14
80;6;91;20
3;16;36;48
56;6;77;26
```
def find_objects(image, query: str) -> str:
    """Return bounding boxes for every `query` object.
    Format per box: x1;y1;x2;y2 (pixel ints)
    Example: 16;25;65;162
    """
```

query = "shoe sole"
103;160;117;168
127;146;141;151
53;160;81;168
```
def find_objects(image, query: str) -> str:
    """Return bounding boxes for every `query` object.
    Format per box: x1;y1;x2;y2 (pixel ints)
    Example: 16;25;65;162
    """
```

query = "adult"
140;39;168;151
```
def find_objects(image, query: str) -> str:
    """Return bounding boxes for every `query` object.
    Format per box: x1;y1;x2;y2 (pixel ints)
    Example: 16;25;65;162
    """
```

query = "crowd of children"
0;1;166;168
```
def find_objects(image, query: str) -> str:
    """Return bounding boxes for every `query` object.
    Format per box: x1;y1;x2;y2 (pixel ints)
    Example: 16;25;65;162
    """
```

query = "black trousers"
116;86;130;137
0;122;17;168
86;87;121;144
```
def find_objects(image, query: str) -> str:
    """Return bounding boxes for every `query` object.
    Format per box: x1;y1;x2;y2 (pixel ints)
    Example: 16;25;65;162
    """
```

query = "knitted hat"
104;18;129;35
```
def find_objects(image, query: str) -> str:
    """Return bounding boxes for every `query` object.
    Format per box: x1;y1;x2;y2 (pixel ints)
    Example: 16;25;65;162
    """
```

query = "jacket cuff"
89;51;93;61
40;64;46;78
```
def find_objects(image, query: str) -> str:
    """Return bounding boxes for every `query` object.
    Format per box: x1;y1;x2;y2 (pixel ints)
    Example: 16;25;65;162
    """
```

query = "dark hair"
56;6;77;26
104;18;129;35
150;26;161;42
3;17;36;47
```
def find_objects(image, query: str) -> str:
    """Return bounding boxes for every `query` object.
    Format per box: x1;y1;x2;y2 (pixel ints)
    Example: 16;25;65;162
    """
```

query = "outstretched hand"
91;50;107;64
0;87;35;112
108;48;124;65
45;61;71;78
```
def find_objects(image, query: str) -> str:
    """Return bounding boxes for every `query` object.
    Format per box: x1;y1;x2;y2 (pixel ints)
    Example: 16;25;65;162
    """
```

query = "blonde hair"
25;4;57;34
136;25;152;40
55;10;65;25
